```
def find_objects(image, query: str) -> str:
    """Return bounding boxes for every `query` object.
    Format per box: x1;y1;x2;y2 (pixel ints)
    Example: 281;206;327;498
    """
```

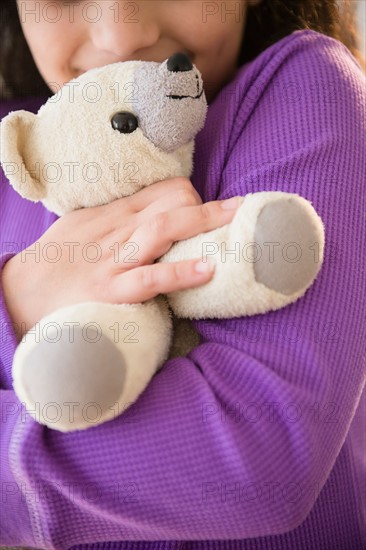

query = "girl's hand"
2;177;240;341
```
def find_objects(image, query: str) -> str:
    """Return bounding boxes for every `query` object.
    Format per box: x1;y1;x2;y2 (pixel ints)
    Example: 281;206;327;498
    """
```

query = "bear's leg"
164;192;325;319
12;296;172;432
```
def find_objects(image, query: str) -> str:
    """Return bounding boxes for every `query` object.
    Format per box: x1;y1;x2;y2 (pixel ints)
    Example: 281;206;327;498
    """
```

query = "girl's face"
16;0;260;103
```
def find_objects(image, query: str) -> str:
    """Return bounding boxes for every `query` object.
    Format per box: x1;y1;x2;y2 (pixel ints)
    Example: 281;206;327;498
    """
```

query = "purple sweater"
0;29;365;550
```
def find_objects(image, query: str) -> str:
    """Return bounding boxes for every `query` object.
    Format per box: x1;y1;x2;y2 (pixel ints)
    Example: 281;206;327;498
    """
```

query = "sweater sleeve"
0;94;52;390
1;34;365;549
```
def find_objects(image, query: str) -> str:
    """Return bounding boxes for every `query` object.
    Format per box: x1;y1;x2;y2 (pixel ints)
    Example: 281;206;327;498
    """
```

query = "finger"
109;258;216;303
103;186;203;244
129;197;241;265
134;187;202;225
119;176;199;213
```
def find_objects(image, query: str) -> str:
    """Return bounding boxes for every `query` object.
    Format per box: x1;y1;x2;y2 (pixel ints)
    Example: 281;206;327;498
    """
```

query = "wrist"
2;253;35;342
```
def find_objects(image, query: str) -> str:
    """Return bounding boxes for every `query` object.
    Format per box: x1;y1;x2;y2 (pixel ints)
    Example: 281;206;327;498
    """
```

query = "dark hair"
0;0;365;100
238;0;365;71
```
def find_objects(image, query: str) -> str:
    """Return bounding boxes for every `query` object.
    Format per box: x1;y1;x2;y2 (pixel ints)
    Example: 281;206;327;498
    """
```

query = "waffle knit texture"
0;29;365;550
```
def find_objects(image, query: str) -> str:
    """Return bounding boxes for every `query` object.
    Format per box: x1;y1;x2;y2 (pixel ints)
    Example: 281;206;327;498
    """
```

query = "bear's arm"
161;191;325;320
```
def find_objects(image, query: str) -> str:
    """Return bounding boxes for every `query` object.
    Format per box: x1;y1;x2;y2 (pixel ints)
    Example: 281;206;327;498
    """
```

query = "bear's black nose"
167;52;193;72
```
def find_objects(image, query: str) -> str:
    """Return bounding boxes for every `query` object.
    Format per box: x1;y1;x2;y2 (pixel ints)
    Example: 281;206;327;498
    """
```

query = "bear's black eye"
111;112;138;134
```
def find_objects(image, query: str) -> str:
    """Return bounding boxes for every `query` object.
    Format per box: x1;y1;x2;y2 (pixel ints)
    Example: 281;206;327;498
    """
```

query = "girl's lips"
72;50;195;75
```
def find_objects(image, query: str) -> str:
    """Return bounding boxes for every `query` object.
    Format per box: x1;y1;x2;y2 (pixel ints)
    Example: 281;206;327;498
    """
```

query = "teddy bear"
0;53;325;432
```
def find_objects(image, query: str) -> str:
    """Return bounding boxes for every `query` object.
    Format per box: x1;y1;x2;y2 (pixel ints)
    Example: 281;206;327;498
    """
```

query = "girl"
0;1;365;549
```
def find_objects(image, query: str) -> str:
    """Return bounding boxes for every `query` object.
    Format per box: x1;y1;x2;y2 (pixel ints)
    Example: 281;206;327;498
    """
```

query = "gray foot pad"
21;327;126;429
253;198;322;295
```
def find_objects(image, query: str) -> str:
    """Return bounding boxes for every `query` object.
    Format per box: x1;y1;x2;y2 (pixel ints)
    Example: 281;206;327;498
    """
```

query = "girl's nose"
88;1;160;60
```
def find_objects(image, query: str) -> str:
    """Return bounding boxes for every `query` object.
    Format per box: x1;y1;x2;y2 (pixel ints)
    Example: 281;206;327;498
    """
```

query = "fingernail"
194;257;216;273
221;196;240;210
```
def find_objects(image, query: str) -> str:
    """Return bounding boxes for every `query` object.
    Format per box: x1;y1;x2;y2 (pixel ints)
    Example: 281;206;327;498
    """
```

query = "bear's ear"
0;110;46;201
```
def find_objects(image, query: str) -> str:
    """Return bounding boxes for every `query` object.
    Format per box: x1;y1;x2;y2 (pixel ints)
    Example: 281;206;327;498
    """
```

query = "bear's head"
0;52;207;216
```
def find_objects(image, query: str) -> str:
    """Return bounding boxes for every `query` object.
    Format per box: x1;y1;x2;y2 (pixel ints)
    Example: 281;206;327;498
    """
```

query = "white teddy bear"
0;53;325;432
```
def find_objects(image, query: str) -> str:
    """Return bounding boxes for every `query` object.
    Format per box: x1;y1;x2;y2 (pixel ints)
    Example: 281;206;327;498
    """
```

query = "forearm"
0;254;23;388
2;319;363;547
1;253;33;343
